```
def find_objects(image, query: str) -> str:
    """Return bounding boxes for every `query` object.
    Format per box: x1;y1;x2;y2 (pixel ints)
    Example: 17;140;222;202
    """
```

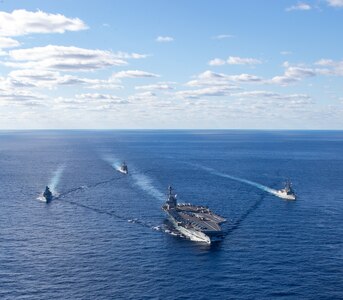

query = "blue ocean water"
1;130;342;300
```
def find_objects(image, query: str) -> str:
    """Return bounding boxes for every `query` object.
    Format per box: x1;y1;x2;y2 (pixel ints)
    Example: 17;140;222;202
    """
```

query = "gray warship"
275;180;296;200
119;162;128;174
162;186;226;244
43;186;53;203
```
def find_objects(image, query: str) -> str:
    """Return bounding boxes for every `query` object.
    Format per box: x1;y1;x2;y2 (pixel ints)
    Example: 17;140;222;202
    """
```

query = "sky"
0;0;342;129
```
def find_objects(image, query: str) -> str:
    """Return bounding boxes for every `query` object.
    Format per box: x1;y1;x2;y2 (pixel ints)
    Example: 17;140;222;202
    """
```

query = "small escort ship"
162;186;226;244
43;186;53;203
275;180;296;200
118;162;128;174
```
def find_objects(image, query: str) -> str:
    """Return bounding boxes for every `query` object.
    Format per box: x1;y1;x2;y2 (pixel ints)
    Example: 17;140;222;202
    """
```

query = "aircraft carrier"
162;186;226;244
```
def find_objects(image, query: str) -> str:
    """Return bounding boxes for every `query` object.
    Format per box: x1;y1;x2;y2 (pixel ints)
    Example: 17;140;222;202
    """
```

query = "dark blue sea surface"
1;130;342;299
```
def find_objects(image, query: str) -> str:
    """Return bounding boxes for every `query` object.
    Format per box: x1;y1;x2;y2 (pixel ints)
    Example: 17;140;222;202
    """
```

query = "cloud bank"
0;9;87;37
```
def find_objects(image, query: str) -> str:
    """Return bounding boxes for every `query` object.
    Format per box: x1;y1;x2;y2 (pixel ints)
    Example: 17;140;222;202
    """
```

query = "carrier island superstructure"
162;186;226;244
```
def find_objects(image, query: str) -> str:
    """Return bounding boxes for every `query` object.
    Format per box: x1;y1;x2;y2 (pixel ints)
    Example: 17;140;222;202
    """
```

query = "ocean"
1;130;342;299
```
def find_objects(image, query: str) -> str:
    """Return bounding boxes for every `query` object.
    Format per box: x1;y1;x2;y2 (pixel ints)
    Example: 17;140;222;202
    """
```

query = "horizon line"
0;128;343;131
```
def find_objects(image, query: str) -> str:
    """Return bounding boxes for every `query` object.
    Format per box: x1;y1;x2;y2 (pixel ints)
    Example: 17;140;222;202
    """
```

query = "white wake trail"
102;154;122;172
49;165;65;195
197;165;279;196
131;172;165;202
102;154;165;201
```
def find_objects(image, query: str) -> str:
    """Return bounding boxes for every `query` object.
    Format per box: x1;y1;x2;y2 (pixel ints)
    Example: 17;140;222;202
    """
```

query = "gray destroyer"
118;162;128;174
162;186;226;244
43;186;53;203
274;180;296;200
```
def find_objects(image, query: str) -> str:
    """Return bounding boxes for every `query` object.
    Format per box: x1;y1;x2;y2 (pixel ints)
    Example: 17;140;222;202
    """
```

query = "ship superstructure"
162;186;226;244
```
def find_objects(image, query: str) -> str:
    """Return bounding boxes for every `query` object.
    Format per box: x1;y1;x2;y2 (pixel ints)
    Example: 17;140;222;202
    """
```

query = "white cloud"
286;3;312;11
0;89;45;105
208;58;226;66
229;91;314;122
232;90;311;102
176;87;233;99
185;79;225;87
315;59;335;66
186;70;262;87
280;51;292;55
135;82;174;91
54;94;128;111
198;70;226;80
229;74;263;82
208;56;262;66
227;56;262;65
86;81;123;90
6;45;128;71
112;70;160;79
176;82;239;99
314;59;343;76
0;9;87;37
1;69;124;90
129;91;157;101
229;91;314;120
270;59;343;85
327;0;343;7
212;34;234;40
7;69;59;88
270;75;297;85
0;37;20;48
283;66;316;79
156;36;174;42
56;76;99;87
271;66;316;85
113;51;149;59
7;69;94;88
76;93;126;103
233;91;280;98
